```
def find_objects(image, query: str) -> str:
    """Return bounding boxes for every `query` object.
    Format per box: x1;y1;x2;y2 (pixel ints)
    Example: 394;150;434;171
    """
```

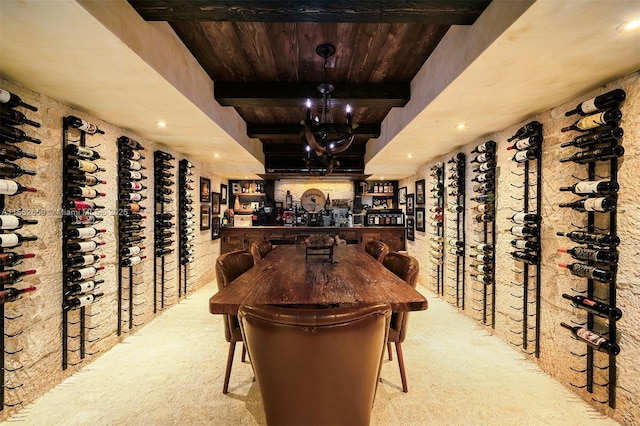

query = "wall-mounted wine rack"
506;122;543;356
445;153;466;308
116;136;147;335
61;115;106;370
153;150;176;312
468;141;496;327
0;89;40;410
557;88;625;409
178;159;195;297
429;162;445;296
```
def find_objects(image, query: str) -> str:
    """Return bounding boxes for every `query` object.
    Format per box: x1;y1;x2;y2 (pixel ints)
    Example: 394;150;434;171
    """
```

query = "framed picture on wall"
415;179;425;205
406;217;415;241
406;194;414;216
220;184;228;205
211;216;220;240
200;177;211;203
398;186;407;205
200;205;211;230
212;192;221;215
415;207;425;232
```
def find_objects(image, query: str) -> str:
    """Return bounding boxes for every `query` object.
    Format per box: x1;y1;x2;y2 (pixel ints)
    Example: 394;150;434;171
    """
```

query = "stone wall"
402;70;639;424
0;78;224;420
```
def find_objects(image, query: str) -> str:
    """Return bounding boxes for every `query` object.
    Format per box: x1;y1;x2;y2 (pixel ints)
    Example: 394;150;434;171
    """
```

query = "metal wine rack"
469;141;496;327
61;116;106;370
506;121;543;356
428;163;445;296
558;90;624;409
445;153;466;309
116;137;147;335
178;159;195;297
153;150;176;312
0;96;40;410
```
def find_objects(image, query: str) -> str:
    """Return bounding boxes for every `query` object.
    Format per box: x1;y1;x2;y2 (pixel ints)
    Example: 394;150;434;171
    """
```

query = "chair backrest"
250;240;273;264
239;303;391;426
382;252;420;342
365;240;390;263
215;250;254;342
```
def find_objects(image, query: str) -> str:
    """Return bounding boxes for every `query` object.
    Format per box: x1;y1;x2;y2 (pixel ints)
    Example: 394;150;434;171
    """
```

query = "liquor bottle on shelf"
67;158;104;173
510;213;541;224
0;124;41;144
66;254;106;268
561;109;621;132
560;322;620;355
562;293;622;320
68;173;106;186
510;225;537;237
64;214;104;225
0;252;35;267
67;240;105;254
0;233;38;248
559;180;619;195
119;170;147;181
64;279;104;297
556;231;620;247
511;240;539;251
0;286;37;304
121;256;146;267
558;196;616;213
0;161;36;177
0;88;38;111
118;136;144;151
67;187;106;199
65;144;101;160
470;243;493;253
506;135;542;151
0;142;38;160
0;179;37;195
65;227;107;240
67;265;104;282
121;245;145;257
0;269;36;285
560;127;624;148
511;148;540;163
64;292;104;311
565;89;626;116
63;200;105;210
557;262;614;283
508;121;541;142
0;214;38;230
558;247;618;265
559;145;624;164
510;251;539;265
120;148;144;160
471;141;496;154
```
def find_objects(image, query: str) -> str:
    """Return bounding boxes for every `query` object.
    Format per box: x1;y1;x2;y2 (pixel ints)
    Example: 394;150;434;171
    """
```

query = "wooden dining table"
209;244;428;315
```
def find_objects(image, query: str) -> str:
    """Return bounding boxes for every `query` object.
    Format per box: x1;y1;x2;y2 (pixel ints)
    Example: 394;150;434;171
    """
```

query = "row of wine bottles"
179;159;195;265
155;151;177;259
446;153;465;271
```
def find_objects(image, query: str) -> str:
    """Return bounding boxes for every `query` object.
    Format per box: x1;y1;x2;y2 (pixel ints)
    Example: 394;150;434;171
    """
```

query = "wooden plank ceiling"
128;1;491;174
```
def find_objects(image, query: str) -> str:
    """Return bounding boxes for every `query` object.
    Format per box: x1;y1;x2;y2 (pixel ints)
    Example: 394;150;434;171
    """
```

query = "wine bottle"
510;213;541;224
118;136;143;150
472;183;493;193
65;227;106;240
121;245;145;257
181;234;195;243
471;194;495;203
429;168;442;177
472;161;495;173
510;225;537;237
511;240;538;251
0;89;38;111
121;213;146;222
0;269;36;285
64;279;104;297
470;273;492;284
121;181;146;191
68;173;106;186
0;286;37;304
66;254;106;268
158;178;174;186
472;203;487;213
63;200;104;210
512;148;539;163
154;160;174;169
0;142;38;160
0;124;41;144
156;248;174;256
67;265;104;282
558;196;616;212
119;170;146;181
556;231;619;247
506;135;542;151
64;292;104;311
558;262;614;283
121;235;145;245
0;162;36;177
0;214;37;230
121;224;146;234
565;89;626;116
156;151;175;161
120;159;144;171
0;252;35;267
66;144;101;160
559;180;619;195
64;115;104;134
67;159;104;173
155;230;174;238
473;213;494;223
470;152;494;164
470;243;493;253
0;179;36;195
120;149;144;160
447;205;463;213
0;233;37;248
470;253;492;262
560;322;620;355
121;255;146;267
508;121;541;142
561;109;621;132
67;187;106;199
64;214;103;225
562;293;622;320
448;239;464;248
448;247;464;256
119;192;146;202
559;145;624;164
471;141;496;154
180;256;195;265
471;172;493;183
471;263;492;274
560;127;623;148
67;240;105;254
510;251;539;265
558;247;618;265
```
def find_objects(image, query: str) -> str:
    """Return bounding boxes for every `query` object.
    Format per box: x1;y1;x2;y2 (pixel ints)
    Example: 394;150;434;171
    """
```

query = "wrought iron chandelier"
303;43;356;175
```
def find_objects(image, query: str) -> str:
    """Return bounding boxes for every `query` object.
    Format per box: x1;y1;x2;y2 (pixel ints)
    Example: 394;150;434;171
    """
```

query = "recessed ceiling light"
407;154;414;158
618;19;640;32
455;123;467;130
213;153;220;158
380;177;384;180
156;121;167;127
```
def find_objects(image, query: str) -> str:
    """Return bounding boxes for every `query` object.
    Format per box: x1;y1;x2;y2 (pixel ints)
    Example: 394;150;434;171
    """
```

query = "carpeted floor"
6;282;618;425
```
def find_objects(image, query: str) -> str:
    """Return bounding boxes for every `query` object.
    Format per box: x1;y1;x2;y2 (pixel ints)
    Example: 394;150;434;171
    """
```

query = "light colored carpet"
5;282;618;425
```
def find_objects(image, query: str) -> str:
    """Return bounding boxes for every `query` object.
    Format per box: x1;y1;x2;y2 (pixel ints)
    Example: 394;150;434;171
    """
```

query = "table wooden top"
209;245;428;315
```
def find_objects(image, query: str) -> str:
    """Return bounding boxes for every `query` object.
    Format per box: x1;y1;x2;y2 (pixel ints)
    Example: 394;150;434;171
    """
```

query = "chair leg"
241;344;246;362
223;341;236;394
395;342;408;393
387;342;393;361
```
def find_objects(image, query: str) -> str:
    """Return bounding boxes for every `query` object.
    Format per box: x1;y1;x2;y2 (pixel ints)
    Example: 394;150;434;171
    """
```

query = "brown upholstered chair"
365;240;390;263
238;303;391;426
250;240;273;264
382;252;420;393
214;250;254;393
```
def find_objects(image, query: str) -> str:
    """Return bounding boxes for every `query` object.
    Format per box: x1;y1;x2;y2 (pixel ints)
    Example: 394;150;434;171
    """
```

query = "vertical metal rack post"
178;159;195;297
153;150;176;312
445;153;466;308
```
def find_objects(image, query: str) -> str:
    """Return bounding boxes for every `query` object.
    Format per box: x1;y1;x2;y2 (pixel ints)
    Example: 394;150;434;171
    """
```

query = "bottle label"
76;228;97;238
577;112;607;130
512;213;526;223
576;328;606;346
127;246;142;256
130;171;142;180
75;146;96;158
571;247;596;261
81;255;96;265
0;180;19;195
79;187;98;198
129;193;142;201
78;281;96;292
515;137;533;150
574;181;603;194
511;226;525;237
131;182;143;191
77;294;95;308
77;267;97;279
128;161;142;170
514;240;527;249
581;98;598;115
571;263;594;278
583;198;605;212
78;120;99;134
129;256;142;265
0;234;20;248
77;241;98;252
0;215;20;230
514;151;528;162
0;89;10;103
77;160;99;173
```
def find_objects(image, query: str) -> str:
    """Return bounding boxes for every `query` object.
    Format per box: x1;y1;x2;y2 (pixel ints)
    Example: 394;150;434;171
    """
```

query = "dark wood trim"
248;123;381;139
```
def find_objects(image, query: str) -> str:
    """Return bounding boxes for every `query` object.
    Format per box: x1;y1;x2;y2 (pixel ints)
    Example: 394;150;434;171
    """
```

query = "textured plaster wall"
0;78;224;420
402;71;640;425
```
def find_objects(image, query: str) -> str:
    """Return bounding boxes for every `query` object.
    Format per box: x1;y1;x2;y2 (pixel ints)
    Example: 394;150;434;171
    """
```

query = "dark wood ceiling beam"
215;82;409;108
248;123;381;139
128;1;490;25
